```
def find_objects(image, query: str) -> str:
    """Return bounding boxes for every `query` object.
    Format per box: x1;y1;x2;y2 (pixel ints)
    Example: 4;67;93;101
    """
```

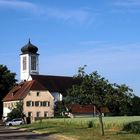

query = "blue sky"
0;0;140;96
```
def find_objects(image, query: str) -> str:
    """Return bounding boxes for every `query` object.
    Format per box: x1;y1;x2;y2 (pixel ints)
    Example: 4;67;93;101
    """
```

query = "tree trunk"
98;111;105;136
93;105;96;117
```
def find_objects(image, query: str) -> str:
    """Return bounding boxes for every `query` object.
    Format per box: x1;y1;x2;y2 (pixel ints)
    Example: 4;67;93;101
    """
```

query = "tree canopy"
131;95;140;115
0;64;17;118
54;101;68;117
65;66;134;135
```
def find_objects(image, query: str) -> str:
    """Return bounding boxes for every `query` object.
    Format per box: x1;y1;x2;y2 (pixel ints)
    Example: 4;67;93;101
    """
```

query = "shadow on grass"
0;131;58;139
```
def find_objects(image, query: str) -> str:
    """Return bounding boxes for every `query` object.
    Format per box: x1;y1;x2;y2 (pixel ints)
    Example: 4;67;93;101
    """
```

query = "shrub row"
123;121;140;134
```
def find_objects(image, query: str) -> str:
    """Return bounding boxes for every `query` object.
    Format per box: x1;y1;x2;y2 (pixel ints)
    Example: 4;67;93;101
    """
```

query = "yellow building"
3;80;54;122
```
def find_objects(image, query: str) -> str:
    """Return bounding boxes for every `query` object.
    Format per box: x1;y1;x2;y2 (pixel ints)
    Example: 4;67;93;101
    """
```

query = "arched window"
31;56;36;70
23;56;27;70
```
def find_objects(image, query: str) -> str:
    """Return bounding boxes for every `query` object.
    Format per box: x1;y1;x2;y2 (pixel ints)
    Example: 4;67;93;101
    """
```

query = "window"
36;112;40;118
37;92;40;96
48;102;50;107
35;101;39;106
44;112;48;117
43;101;47;106
40;101;43;106
31;56;36;70
32;101;34;106
43;101;46;106
26;101;34;107
42;101;50;107
23;56;27;70
27;101;50;107
28;112;32;117
26;101;31;106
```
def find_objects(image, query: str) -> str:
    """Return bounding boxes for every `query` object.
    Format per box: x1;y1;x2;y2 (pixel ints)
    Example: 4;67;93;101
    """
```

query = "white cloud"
0;0;36;9
0;0;44;15
110;0;140;13
113;0;140;7
0;0;95;25
45;7;94;24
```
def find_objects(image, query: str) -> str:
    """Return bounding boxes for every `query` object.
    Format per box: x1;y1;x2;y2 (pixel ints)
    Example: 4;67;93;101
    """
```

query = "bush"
87;121;93;128
7;102;24;120
123;121;140;134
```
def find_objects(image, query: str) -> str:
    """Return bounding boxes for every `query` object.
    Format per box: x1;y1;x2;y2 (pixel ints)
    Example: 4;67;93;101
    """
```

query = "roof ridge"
16;81;33;99
31;74;73;78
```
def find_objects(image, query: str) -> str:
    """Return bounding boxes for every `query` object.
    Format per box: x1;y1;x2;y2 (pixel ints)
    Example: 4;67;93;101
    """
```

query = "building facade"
3;40;76;122
3;80;54;122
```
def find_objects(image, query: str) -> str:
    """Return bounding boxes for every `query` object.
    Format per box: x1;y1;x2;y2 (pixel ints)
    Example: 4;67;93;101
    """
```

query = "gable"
24;90;54;101
3;80;47;102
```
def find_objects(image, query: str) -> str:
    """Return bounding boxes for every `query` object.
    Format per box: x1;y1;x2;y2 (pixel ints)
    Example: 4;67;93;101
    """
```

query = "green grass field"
18;116;140;140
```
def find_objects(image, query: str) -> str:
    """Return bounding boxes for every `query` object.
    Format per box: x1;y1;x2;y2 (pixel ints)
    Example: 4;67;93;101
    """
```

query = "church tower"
20;39;39;81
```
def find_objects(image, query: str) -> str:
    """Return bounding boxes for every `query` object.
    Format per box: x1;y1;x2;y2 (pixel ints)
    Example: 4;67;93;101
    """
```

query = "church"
3;40;109;122
2;40;77;122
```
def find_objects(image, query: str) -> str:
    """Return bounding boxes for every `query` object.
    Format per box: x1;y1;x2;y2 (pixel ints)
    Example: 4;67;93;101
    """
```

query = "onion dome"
21;39;38;54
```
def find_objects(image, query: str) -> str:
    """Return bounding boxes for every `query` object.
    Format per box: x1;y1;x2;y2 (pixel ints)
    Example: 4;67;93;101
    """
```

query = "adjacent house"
3;80;54;122
68;104;109;117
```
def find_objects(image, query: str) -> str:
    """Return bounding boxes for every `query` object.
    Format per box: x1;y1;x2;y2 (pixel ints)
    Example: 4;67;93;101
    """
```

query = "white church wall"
20;54;30;81
51;92;63;102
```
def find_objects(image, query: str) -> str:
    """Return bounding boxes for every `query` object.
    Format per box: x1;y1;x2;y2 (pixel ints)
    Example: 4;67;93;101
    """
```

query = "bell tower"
20;39;39;81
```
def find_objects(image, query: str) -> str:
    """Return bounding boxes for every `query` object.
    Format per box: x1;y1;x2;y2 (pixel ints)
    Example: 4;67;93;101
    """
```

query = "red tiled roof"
68;104;109;114
31;74;79;96
3;80;46;102
68;104;94;113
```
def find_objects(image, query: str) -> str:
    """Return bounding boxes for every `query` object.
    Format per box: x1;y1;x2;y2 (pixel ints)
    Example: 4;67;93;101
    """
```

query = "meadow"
19;116;140;140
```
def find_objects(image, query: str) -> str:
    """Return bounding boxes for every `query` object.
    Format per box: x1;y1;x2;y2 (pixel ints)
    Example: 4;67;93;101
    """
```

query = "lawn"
18;116;140;140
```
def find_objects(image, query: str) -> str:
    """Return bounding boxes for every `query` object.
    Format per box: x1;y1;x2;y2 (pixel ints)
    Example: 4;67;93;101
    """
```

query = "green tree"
54;101;68;117
7;102;24;120
131;95;140;115
107;84;133;116
0;65;17;118
65;66;133;136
